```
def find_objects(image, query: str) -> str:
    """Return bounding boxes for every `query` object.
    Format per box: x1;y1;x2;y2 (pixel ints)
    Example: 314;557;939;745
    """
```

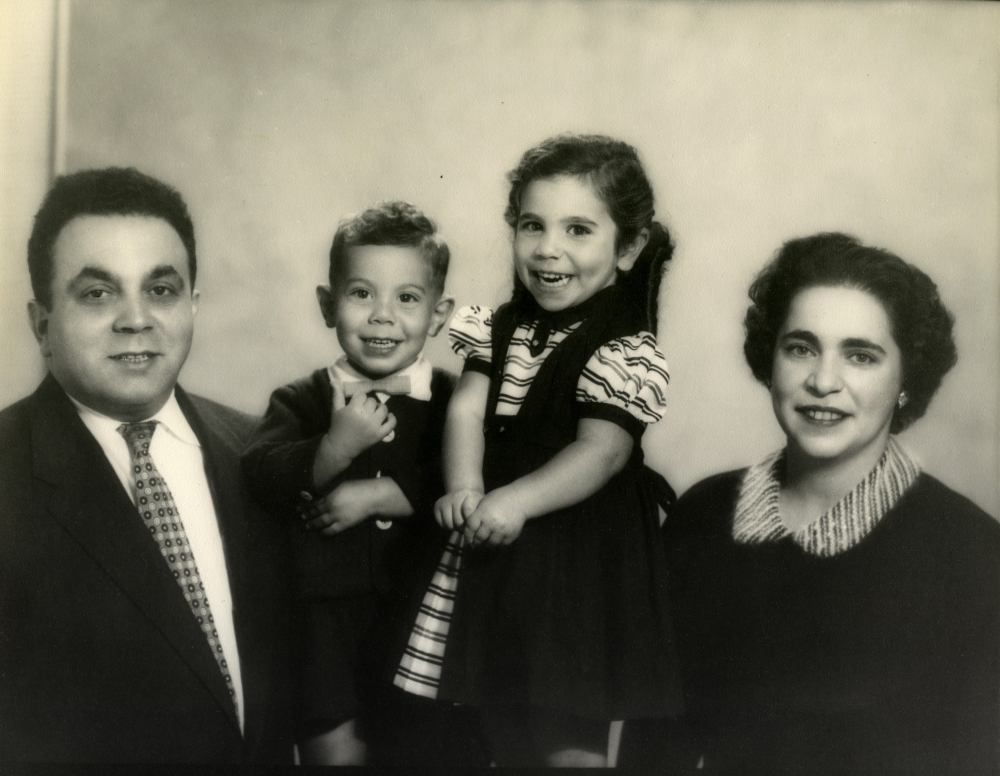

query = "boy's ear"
615;228;649;273
316;285;337;329
427;293;455;338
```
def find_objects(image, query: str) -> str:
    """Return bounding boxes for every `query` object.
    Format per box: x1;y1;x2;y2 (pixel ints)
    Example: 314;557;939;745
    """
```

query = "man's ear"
316;285;337;329
27;300;52;357
427;293;455;338
615;227;650;273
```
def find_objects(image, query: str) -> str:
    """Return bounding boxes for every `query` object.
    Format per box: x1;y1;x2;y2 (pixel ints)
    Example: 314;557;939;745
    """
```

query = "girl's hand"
435;488;484;531
463;488;528;547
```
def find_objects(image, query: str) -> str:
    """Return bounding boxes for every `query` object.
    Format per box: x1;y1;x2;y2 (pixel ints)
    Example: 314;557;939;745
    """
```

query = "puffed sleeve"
576;333;670;439
449;305;494;376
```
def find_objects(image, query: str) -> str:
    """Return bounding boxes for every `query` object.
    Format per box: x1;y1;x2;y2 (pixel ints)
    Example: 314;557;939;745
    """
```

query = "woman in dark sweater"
662;233;999;772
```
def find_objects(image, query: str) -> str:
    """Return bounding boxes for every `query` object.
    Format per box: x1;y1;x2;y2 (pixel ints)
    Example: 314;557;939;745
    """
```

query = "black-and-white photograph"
0;0;997;769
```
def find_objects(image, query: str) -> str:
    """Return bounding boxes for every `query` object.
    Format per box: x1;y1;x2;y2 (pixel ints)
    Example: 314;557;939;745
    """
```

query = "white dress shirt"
71;391;245;731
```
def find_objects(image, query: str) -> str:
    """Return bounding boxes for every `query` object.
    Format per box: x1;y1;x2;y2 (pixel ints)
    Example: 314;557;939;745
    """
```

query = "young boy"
242;202;461;765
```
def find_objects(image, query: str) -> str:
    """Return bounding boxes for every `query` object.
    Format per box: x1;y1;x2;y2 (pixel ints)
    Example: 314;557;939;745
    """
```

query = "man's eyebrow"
70;266;119;286
148;265;186;287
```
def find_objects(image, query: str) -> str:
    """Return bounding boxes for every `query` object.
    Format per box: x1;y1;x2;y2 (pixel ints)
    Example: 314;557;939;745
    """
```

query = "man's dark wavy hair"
744;232;957;433
28;167;196;308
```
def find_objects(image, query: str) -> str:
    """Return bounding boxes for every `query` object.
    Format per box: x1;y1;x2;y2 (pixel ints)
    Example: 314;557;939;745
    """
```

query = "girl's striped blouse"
450;305;670;424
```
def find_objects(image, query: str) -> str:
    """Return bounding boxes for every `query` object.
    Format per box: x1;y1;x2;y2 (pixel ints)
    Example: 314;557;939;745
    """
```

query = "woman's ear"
316;285;337;329
616;228;650;272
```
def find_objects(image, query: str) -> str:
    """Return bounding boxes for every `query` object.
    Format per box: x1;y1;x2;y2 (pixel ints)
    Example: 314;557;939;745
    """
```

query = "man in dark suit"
0;168;292;763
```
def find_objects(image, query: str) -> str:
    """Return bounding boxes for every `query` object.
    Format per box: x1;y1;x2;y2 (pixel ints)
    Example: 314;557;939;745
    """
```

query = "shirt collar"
328;353;433;401
69;390;201;447
733;436;920;557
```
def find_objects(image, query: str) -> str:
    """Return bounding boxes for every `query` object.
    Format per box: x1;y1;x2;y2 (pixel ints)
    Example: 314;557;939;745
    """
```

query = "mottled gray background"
1;0;997;515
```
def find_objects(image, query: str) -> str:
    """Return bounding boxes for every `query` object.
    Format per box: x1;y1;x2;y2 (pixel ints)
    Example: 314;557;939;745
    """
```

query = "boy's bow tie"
342;375;411;397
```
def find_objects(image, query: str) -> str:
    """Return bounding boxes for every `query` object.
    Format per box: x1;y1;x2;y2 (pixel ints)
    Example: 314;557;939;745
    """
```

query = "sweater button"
299;490;313;501
376;519;393;530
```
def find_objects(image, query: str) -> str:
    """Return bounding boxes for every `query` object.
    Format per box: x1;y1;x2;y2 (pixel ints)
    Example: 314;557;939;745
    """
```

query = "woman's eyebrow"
841;337;886;354
780;329;819;347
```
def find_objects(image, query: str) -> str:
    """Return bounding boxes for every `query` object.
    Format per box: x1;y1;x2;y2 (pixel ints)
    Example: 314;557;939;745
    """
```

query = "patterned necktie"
342;374;411;397
118;421;239;717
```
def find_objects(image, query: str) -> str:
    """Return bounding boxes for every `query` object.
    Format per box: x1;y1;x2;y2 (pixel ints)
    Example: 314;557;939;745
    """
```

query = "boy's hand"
463;487;527;547
324;381;396;460
300;480;376;536
434;488;484;531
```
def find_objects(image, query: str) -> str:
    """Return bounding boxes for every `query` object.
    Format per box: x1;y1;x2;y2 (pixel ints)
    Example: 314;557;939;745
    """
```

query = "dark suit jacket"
0;374;293;764
242;367;455;600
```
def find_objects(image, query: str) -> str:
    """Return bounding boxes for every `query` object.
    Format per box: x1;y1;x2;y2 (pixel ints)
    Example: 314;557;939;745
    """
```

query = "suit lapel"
29;376;241;733
177;387;273;748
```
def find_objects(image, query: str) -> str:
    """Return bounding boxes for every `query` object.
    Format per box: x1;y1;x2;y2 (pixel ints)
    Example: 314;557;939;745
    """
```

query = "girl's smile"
513;175;644;312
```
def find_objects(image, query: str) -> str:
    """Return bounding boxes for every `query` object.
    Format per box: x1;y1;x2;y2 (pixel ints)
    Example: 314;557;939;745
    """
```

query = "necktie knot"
118;421;158;455
342;375;411;398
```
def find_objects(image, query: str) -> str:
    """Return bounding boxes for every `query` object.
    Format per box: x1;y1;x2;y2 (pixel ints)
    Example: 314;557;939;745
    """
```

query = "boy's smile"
317;244;453;379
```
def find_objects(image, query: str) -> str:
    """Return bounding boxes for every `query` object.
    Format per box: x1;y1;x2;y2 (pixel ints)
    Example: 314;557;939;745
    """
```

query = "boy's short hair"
328;201;449;294
28;167;196;309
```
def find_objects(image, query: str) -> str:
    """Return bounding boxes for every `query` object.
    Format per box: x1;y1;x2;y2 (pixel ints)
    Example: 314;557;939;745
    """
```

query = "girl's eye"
568;224;592;237
848;351;878;365
519;220;542;233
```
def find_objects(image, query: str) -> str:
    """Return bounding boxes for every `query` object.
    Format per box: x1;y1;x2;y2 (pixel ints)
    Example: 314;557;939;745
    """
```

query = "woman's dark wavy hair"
744;232;957;433
504;133;673;333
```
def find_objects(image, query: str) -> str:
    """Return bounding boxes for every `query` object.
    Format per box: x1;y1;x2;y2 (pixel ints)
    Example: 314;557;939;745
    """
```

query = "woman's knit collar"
732;436;921;557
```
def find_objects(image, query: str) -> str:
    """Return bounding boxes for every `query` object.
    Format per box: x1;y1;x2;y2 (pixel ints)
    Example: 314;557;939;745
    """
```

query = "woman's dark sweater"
664;471;1000;773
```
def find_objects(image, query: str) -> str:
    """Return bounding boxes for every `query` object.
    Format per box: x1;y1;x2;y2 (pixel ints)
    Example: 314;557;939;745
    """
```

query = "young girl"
392;134;682;767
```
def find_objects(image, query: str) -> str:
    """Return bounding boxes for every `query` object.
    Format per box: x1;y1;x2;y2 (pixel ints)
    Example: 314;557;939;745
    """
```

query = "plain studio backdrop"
1;0;997;516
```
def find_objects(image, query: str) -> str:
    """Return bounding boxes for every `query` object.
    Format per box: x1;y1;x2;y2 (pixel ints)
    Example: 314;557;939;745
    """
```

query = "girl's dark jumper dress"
395;285;683;721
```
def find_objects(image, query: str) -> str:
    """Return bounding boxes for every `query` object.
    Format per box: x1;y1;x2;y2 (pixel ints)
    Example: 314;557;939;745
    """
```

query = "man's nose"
113;295;154;332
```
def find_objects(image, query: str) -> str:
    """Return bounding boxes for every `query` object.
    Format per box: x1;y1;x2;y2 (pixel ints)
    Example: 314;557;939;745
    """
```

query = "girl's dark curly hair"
504;134;673;333
744;232;957;433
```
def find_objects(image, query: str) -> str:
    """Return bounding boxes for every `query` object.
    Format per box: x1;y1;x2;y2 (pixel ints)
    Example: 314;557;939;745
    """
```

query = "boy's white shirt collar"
69;390;200;446
328;353;433;401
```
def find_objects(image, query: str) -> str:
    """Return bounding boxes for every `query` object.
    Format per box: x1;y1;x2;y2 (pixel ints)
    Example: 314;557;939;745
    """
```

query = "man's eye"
149;285;176;297
83;289;110;300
